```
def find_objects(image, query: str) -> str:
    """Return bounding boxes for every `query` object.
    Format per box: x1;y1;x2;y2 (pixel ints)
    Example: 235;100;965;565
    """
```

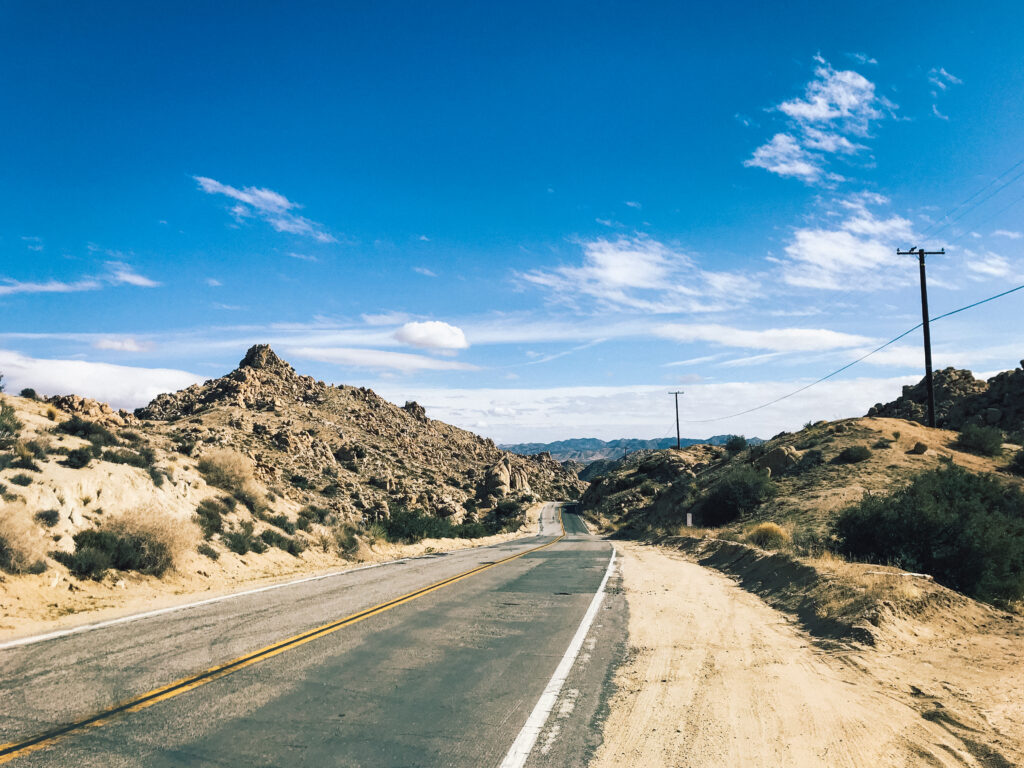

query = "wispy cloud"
779;193;915;290
21;236;43;252
654;323;873;352
745;56;892;184
993;229;1021;239
413;266;438;277
205;277;223;287
288;252;318;262
0;262;159;296
928;67;962;119
289;346;477;373
624;200;642;209
847;52;878;65
93;337;152;352
194;176;336;243
520;234;759;313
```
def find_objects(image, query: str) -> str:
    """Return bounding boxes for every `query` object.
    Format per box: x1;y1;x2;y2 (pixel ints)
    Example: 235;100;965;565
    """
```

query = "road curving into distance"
0;502;625;767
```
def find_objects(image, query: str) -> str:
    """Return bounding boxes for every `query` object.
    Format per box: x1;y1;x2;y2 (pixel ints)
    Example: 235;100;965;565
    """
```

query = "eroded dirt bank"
590;542;1022;768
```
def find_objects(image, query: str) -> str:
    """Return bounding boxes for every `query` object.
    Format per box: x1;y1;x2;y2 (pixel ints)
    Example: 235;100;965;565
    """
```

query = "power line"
920;156;1024;240
679;281;1024;424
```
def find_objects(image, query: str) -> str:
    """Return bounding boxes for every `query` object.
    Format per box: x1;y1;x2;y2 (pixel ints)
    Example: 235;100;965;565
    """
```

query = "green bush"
698;465;775;527
956;424;1004;457
266;514;296;534
380;506;499;544
55;528;175;580
259;528;305;556
9;473;33;487
62;448;93;469
34;509;61;527
56;415;119;447
19;388;37;400
725;435;748;454
195;497;232;538
197;542;219;560
1010;449;1024;477
289;473;312;490
0;402;22;447
102;447;156;468
833;465;1024;604
835;445;872;464
797;448;825;471
298;505;332;525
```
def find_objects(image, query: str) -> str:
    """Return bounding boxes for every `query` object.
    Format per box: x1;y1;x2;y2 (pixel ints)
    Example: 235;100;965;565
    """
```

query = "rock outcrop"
868;363;1024;433
48;394;137;427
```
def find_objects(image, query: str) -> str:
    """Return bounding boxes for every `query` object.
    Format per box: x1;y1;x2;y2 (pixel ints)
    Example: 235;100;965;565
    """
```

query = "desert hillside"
0;346;583;632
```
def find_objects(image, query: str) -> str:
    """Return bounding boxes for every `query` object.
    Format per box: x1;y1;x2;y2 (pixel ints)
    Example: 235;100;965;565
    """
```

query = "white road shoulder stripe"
498;546;617;768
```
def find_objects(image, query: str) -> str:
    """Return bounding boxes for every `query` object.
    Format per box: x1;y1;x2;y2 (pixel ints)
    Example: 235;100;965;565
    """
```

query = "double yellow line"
0;511;565;764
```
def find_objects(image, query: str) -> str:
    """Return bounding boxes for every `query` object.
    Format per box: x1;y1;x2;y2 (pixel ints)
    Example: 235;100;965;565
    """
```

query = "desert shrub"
9;473;33;486
0;453;12;470
872;438;892;449
11;442;40;471
222;521;268;555
491;498;527;532
908;441;928;455
835;445;872;464
19;388;37;400
56;415;119;447
266;514;296;534
62;448;93;469
1010;449;1024;477
698;465;775;527
102;447;156;468
725;435;748;454
34;509;61;527
333;523;361;556
956;424;1004;457
197;542;219;560
55;507;196;580
147;466;169;487
198;449;268;512
744;522;791;550
0;402;22;447
0;503;48;573
321;482;341;498
833;465;1024;604
638;479;660;497
45;406;57;421
289;473;312;490
195;497;232;538
796;449;825;472
298;505;332;526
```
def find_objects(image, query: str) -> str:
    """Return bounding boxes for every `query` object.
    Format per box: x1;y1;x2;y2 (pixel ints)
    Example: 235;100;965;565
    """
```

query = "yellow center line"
0;509;567;764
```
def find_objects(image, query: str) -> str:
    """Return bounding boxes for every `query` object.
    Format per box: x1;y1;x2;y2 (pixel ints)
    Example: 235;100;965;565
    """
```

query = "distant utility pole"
669;391;684;450
897;246;945;428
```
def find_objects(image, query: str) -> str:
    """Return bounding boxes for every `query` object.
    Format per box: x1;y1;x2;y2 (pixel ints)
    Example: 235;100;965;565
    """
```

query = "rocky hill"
868;363;1024;434
0;346;584;630
502;434;760;463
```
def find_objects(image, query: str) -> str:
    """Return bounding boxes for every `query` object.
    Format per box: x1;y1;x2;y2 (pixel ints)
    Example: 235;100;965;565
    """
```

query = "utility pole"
669;391;684;450
897;246;945;428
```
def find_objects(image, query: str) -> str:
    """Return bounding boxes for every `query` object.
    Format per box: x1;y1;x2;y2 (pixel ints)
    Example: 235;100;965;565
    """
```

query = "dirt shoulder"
591;541;1022;768
0;502;547;644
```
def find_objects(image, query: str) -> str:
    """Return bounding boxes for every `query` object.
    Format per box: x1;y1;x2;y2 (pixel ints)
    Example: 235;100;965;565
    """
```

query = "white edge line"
498;545;617;768
1;507;560;652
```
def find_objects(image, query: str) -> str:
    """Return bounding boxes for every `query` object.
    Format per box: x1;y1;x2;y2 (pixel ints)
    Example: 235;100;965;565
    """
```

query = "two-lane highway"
0;503;625;766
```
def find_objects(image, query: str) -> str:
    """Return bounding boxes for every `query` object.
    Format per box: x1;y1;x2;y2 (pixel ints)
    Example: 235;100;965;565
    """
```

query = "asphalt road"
0;503;626;767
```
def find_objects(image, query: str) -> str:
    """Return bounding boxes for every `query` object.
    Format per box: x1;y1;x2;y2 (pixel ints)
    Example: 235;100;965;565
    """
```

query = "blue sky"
2;1;1023;442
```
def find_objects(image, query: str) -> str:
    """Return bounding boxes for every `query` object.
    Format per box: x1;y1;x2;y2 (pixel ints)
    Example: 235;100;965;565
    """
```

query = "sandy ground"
590;542;1022;768
0;503;546;643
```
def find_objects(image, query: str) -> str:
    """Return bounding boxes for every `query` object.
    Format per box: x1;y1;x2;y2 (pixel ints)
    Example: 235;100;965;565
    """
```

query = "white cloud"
93;338;152;352
655;323;873;352
746;57;891;184
361;311;411;327
413;266;438;277
288;252;318;262
993;230;1022;239
393;321;469;350
928;67;962;90
520;234;758;313
205;278;222;287
0;349;201;409
380;376;919;443
624;201;642;209
21;236;43;252
105;262;160;287
744;133;823;182
965;252;1014;279
0;278;103;296
779;194;915;290
932;104;949;121
288;346;477;373
194;176;336;243
848;52;878;66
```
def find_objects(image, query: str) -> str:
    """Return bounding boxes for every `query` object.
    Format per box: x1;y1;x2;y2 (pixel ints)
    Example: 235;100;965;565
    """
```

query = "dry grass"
809;551;926;620
102;505;199;575
197;449;267;511
0;502;48;573
744;521;791;551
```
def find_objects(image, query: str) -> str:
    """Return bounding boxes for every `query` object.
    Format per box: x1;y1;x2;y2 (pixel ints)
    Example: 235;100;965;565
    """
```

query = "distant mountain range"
500;435;763;463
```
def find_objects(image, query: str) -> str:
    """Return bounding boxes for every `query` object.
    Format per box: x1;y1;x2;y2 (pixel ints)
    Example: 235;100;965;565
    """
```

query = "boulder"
753;446;799;477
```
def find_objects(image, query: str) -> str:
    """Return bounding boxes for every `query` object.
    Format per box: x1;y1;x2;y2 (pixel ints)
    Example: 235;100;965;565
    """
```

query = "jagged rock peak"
239;344;293;373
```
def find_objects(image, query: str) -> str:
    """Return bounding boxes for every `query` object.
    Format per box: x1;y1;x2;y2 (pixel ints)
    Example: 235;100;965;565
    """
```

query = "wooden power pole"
669;391;683;449
897;246;945;428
